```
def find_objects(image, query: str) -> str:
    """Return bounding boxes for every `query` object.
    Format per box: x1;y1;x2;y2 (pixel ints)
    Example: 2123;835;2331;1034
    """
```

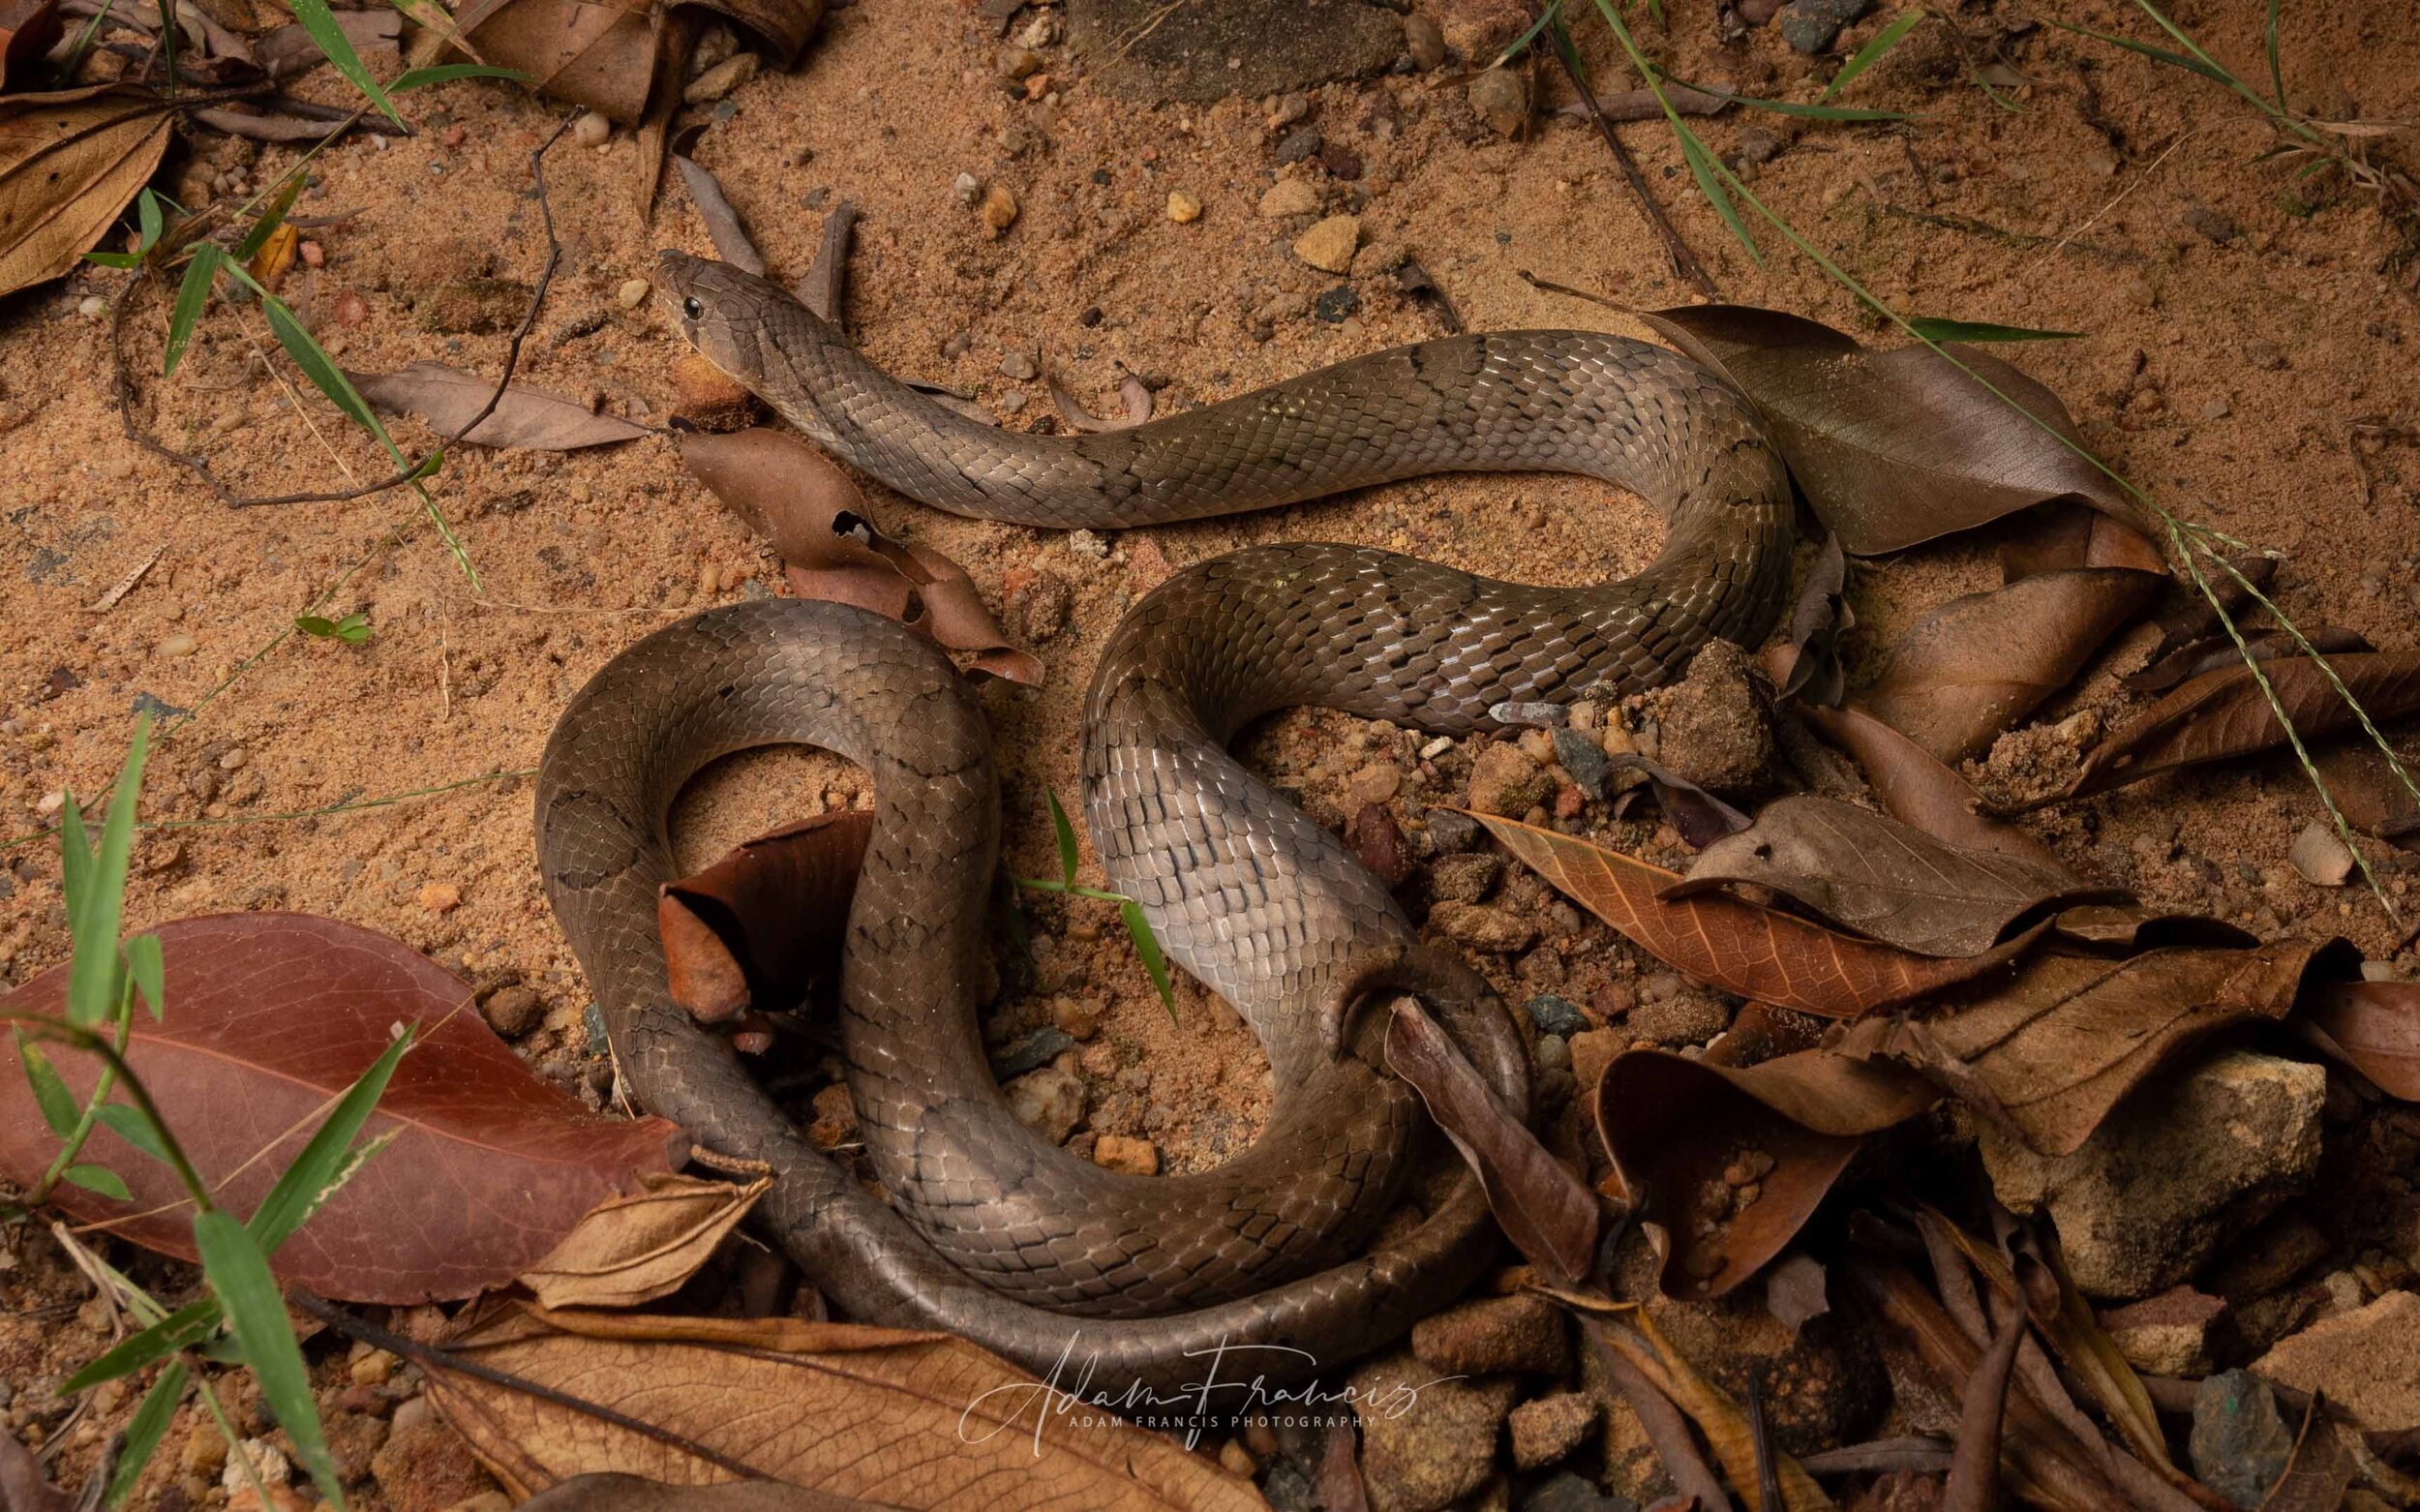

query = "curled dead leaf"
1595;1043;1936;1300
351;361;651;450
1470;811;2042;1018
1640;306;2152;555
1605;751;1751;849
657;811;870;1022
2072;650;2420;801
1860;566;2161;765
421;0;822;127
680;427;1043;684
0;0;64;92
2300;980;2420;1100
1666;796;2120;957
0;915;683;1301
424;1303;1266;1510
0;86;176;298
1839;935;2353;1157
1797;703;2070;871
519;1170;771;1311
1383;996;1596;1285
1590;1313;1835;1511
2122;626;2371;695
1772;534;1852;707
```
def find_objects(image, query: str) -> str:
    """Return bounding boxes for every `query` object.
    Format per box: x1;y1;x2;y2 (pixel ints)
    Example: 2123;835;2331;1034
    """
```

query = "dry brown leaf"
0;86;175;298
656;811;870;1022
1668;796;2117;958
0;0;63;91
2300;980;2420;1100
2122;626;2371;695
2314;741;2420;849
352;361;651;450
1604;752;1751;849
1600;1314;1836;1512
2073;650;2420;800
1860;567;2162;765
1595;1043;1938;1299
247;219;299;290
1843;936;2351;1156
1797;704;2070;872
425;1303;1267;1510
1383;996;1596;1285
2258;1395;2356;1512
0;1427;70;1512
681;427;1044;684
520;1475;888;1509
1640;307;2152;555
1472;812;2043;1018
257;10;401;79
519;1171;771;1311
1771;533;1852;707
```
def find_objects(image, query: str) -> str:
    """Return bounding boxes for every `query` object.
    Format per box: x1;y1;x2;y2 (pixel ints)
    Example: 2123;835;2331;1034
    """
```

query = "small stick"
1532;1;1717;298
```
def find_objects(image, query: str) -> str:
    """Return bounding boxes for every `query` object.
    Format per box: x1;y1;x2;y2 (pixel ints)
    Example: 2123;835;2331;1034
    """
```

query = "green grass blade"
106;1360;189;1508
233;175;307;262
63;1299;220;1392
18;1037;77;1136
97;1103;172;1163
124;932;164;1020
65;720;147;1028
284;0;404;127
64;1163;131;1199
260;296;382;438
1823;10;1923;100
2263;0;2284;108
1493;0;1563;66
1046;790;1079;886
163;245;220;378
246;1028;411;1255
193;1209;347;1509
2040;15;2227;81
391;63;529;92
1676;126;1760;262
135;189;163;254
1904;317;2081;342
1120;899;1177;1020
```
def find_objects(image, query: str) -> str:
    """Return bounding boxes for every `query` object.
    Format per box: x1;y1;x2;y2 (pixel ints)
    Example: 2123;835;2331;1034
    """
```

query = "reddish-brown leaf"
1472;813;2042;1018
680;428;1044;685
0;0;62;91
0;915;683;1302
1383;996;1596;1285
2300;980;2420;1100
2072;650;2420;799
0;1427;70;1512
1861;567;2162;765
658;812;871;1022
1640;307;2152;555
1594;1044;1938;1300
2311;741;2420;850
1772;533;1852;707
1798;704;2070;871
2121;627;2370;694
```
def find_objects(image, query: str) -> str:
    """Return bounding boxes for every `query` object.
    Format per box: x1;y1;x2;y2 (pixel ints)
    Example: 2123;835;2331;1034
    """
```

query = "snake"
532;251;1793;1393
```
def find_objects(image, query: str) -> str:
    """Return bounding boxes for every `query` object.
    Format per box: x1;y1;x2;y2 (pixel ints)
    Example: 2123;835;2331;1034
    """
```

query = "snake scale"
531;252;1793;1393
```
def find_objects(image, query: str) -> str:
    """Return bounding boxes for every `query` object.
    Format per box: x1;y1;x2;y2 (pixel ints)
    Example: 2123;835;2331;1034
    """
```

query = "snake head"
652;249;821;387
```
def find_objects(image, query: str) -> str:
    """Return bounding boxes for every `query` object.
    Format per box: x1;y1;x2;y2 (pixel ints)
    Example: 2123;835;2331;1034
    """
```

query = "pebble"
616;278;650;309
1067;529;1110;560
681;51;759;105
953;171;983;206
2190;1371;2295;1506
999;349;1039;380
1404;11;1445;70
1094;1134;1159;1175
1257;178;1322;217
2183;203;2240;244
980;182;1020;236
2201;395;2232;420
77;294;106;318
1314;286;1359;323
1265;93;1311;131
1006;1066;1085;1143
1551;727;1611;801
161;633;197;657
1467;741;1551;816
998;392;1026;412
218;746;249;771
572;110;611;147
1051;994;1104;1039
480;984;544;1038
991;1027;1075;1079
1292;214;1361;274
1429;900;1537;953
1779;0;1871;53
349;1348;398;1387
2289;822;2356;887
1526;993;1590;1038
1467;69;1530;136
416;882;462;914
1165;191;1202;223
1272;126;1323;166
1411;1292;1571;1375
1507;1393;1596;1471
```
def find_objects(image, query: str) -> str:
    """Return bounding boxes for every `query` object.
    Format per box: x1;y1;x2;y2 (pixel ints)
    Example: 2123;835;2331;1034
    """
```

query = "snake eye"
682;296;703;319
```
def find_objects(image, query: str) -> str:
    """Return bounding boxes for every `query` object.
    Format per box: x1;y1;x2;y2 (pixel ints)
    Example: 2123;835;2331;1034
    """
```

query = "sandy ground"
2;0;2417;1499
